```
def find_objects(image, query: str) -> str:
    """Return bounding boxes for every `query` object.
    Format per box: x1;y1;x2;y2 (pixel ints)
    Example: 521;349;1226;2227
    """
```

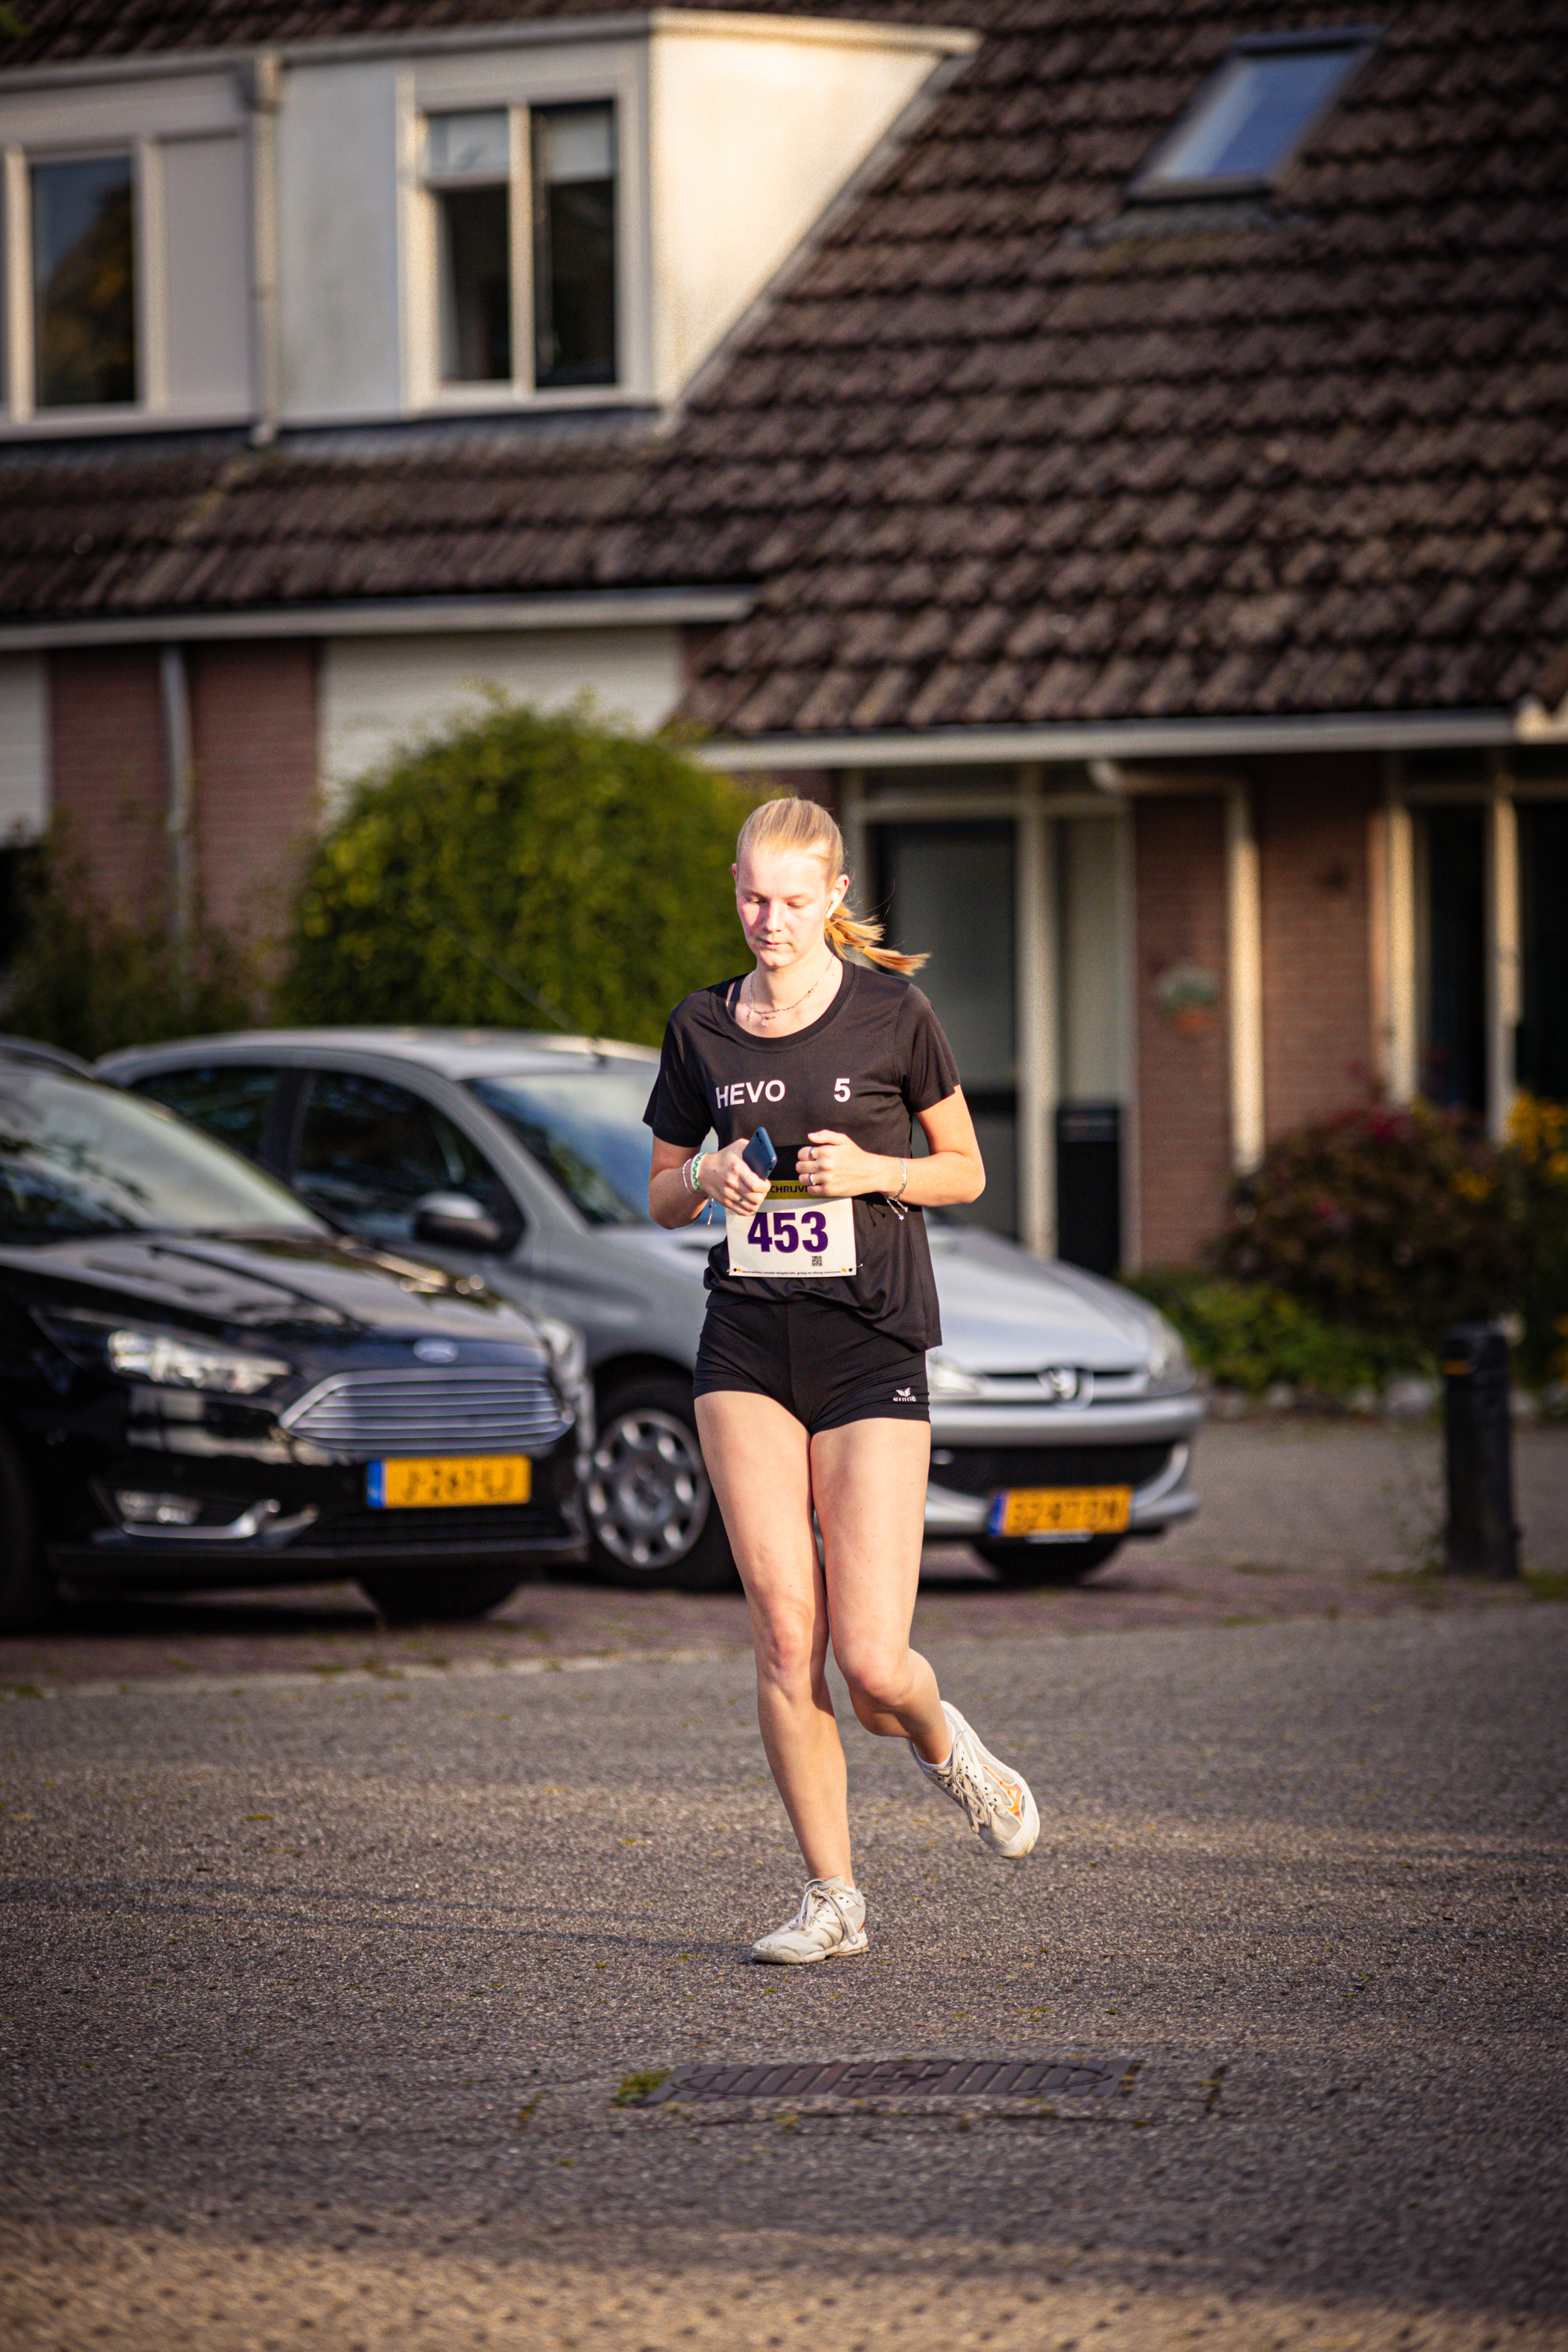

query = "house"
1;0;1565;1272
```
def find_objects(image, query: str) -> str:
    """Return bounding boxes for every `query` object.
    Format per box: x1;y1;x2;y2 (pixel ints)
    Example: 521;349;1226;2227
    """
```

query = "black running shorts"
692;1289;929;1434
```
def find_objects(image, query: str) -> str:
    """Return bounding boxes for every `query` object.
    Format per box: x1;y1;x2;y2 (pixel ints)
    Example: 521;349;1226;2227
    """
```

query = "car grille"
281;1370;568;1457
323;1503;565;1549
927;1443;1173;1497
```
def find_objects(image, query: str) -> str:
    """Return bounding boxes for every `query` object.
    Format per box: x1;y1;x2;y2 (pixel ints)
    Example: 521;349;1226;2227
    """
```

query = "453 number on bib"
726;1181;856;1278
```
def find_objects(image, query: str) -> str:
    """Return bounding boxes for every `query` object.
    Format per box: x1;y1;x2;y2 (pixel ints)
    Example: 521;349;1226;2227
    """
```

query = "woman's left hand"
800;1130;887;1198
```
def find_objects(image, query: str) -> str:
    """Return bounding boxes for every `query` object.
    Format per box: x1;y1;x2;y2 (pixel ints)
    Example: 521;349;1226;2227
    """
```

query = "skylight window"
1133;30;1375;196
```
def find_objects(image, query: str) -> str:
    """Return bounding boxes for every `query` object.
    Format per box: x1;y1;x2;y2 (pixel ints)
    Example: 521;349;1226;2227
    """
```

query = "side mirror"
412;1191;504;1251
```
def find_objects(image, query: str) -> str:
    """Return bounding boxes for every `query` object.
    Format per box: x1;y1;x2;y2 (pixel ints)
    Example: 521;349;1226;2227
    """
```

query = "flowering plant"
1208;1098;1568;1385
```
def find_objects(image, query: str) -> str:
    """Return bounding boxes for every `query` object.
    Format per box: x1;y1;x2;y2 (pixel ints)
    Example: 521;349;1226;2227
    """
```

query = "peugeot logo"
1040;1367;1080;1401
413;1339;459;1364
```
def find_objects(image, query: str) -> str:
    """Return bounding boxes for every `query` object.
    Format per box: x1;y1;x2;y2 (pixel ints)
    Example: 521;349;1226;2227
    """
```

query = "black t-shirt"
643;960;961;1349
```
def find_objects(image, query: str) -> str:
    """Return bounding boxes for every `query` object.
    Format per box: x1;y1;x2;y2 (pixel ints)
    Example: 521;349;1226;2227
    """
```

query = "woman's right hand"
701;1138;771;1215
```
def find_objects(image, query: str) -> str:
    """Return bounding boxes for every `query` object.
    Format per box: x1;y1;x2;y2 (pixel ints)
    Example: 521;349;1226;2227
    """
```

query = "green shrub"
1125;1267;1418;1399
0;826;260;1062
281;699;755;1046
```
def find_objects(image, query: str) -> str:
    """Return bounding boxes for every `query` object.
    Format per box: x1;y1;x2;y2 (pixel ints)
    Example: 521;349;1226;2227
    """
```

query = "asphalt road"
2;1465;1566;2348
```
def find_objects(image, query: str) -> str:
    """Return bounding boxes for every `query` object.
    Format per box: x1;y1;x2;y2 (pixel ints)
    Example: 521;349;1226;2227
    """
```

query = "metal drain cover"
631;2054;1135;2107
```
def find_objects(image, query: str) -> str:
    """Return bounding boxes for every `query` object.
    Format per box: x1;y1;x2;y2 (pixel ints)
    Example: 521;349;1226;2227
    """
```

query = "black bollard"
1440;1323;1519;1578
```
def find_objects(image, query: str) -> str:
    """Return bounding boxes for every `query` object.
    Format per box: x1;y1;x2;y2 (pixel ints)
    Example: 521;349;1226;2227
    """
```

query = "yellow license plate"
990;1486;1131;1538
368;1455;532;1509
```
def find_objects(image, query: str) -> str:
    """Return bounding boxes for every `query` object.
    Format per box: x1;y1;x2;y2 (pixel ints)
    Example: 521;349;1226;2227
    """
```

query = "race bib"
725;1180;856;1278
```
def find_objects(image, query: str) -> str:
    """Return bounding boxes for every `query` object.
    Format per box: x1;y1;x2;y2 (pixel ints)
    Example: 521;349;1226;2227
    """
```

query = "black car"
0;1057;585;1632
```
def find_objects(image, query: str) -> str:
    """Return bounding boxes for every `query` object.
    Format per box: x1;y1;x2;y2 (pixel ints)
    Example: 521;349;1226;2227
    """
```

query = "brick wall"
188;640;318;942
48;640;321;950
47;648;166;916
1255;757;1377;1138
1134;793;1231;1265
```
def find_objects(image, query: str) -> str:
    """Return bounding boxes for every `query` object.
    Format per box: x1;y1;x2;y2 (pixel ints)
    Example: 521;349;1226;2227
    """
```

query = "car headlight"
927;1352;985;1399
533;1314;588;1406
107;1330;292;1393
38;1311;290;1396
1144;1315;1194;1395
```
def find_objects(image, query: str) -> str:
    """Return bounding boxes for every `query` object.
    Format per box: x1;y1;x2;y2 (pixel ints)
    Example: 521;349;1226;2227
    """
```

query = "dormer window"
419;98;617;401
0;14;964;430
1132;29;1375;198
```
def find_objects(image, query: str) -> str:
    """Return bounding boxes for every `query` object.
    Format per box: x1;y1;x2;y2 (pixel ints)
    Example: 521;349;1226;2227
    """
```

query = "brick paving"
5;1417;1563;1692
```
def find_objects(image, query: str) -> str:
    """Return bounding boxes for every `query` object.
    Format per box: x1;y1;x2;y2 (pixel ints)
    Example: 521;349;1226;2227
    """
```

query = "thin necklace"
744;961;833;1023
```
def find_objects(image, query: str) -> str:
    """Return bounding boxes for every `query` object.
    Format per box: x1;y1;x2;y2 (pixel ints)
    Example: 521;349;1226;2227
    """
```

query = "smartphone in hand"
742;1127;777;1179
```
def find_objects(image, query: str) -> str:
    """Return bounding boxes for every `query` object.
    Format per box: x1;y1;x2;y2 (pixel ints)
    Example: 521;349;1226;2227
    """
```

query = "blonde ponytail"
735;793;927;975
824;902;926;972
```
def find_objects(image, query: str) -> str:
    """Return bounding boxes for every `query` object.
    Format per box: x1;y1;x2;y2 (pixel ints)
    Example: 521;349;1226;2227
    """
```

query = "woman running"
644;793;1039;1964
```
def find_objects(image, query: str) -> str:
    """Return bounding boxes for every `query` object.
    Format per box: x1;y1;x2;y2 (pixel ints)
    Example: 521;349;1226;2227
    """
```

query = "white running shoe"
750;1877;869;1965
913;1700;1040;1860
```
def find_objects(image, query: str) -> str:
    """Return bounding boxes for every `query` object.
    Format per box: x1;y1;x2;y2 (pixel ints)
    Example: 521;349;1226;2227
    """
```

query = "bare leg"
695;1390;852;1883
811;1417;951;1763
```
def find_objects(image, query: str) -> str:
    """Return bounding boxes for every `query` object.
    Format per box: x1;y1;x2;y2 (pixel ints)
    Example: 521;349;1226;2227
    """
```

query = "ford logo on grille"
413;1339;460;1363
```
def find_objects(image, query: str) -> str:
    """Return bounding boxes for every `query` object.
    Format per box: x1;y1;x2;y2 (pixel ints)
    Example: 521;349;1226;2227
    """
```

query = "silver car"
100;1029;1203;1591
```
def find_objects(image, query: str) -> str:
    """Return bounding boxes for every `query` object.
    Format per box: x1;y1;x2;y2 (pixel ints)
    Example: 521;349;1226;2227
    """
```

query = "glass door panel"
1056;815;1124;1272
1518;801;1568;1104
875;820;1017;1236
1414;806;1486;1115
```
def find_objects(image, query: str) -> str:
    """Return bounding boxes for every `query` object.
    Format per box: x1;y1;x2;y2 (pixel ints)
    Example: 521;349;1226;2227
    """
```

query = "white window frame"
412;104;535;408
405;44;646;413
0;71;250;436
3;136;147;426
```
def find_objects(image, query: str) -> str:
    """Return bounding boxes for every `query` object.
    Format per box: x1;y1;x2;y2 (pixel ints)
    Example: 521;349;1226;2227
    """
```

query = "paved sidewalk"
1;1595;1564;2349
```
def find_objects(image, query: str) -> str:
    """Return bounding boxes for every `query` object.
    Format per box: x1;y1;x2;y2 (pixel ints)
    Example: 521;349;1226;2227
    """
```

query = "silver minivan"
101;1029;1203;1591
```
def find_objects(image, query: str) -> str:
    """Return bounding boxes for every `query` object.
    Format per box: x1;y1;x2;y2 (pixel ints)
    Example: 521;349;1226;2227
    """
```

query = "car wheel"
586;1374;736;1592
0;1426;53;1634
972;1536;1123;1587
358;1567;527;1624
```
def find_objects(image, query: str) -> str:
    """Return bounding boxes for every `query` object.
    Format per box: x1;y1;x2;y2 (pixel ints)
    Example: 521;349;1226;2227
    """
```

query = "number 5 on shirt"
726;1181;856;1277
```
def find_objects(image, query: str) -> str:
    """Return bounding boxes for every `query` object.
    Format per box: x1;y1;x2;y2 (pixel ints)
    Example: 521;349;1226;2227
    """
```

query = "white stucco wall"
319;628;686;818
161;132;253;416
277;58;405;421
0;655;47;837
647;19;965;399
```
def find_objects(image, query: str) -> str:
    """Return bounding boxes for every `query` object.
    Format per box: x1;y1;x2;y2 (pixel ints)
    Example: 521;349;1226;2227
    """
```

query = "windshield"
470;1065;709;1227
0;1068;325;1243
